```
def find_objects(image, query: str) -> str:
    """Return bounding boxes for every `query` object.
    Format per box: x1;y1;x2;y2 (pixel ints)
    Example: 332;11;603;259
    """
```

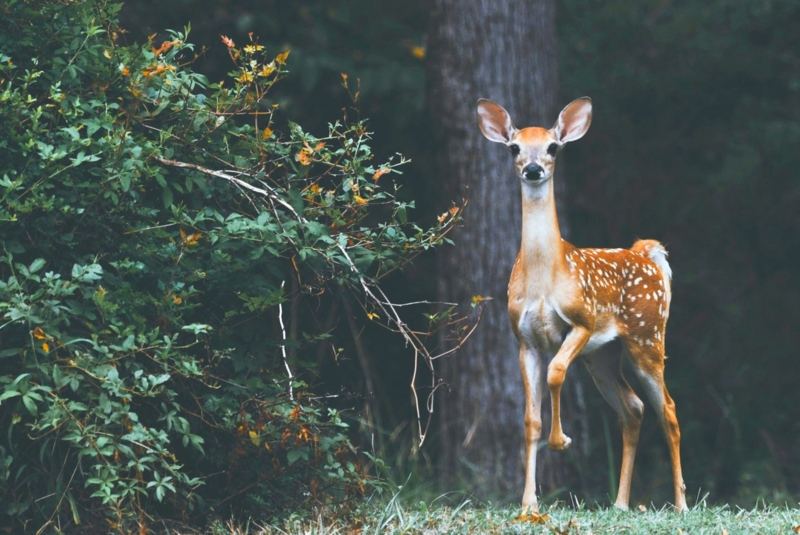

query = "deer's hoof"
547;433;572;451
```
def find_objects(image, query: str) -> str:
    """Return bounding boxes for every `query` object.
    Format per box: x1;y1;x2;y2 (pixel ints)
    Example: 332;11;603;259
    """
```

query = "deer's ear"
554;97;592;143
477;99;516;143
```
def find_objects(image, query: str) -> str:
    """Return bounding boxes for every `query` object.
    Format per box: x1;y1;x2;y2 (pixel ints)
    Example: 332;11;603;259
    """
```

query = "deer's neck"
519;180;564;284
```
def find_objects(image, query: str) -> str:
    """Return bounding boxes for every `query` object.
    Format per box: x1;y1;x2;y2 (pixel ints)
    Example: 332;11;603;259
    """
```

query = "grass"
205;499;800;535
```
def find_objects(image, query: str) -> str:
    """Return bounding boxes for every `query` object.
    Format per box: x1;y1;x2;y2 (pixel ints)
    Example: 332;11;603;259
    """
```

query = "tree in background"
427;0;591;498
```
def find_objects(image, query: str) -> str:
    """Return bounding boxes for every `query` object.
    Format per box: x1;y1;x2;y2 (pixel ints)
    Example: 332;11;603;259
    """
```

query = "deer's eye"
509;144;520;156
547;143;559;156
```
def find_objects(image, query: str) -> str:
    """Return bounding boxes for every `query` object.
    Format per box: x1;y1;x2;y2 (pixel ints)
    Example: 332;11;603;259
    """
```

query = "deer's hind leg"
625;340;688;512
584;347;644;510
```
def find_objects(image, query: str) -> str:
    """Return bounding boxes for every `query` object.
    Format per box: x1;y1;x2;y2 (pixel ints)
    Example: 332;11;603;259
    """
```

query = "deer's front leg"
518;343;544;512
547;326;590;450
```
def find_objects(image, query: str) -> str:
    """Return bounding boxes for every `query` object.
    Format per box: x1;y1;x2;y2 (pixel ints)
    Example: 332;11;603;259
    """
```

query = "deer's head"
477;97;592;187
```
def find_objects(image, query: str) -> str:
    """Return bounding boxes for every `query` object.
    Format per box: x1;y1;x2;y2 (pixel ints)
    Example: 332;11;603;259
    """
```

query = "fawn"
476;97;687;512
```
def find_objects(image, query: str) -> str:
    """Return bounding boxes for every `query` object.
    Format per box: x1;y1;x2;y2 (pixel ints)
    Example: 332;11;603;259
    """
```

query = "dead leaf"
471;294;491;306
220;34;235;48
514;512;550;524
637;504;647;512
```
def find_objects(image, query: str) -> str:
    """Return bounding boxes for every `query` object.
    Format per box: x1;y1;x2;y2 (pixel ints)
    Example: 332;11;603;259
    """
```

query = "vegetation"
207;500;799;534
0;1;461;531
1;0;798;532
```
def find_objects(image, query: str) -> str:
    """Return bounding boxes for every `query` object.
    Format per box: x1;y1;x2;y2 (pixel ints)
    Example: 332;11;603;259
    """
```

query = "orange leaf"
514;512;550;524
372;167;390;182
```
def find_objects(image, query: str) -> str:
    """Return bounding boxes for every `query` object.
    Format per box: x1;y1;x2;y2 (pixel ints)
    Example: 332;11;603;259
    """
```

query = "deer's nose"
523;163;544;180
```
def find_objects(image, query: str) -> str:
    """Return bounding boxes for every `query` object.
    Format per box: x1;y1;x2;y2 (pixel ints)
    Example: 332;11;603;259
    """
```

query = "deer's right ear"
477;99;516;143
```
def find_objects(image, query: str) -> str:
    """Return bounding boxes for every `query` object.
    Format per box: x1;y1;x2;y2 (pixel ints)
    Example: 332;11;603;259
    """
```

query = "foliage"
0;0;458;531
210;500;800;534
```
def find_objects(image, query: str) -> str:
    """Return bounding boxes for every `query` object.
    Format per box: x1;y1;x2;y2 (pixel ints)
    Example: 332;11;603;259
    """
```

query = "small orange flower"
235;70;254;84
296;426;312;444
372;167;390;182
41;342;50;353
296;148;312;166
258;63;276;77
32;327;47;340
152;40;179;56
179;228;202;247
142;63;175;78
261;127;273;139
275;49;291;65
243;44;264;54
120;65;130;77
353;194;368;206
410;46;426;60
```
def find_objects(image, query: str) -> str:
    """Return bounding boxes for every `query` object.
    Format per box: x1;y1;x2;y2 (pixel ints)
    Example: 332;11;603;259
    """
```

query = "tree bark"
428;0;587;499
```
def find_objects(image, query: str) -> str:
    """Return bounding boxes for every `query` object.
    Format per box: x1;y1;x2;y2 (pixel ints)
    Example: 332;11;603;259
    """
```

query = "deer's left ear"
553;97;592;143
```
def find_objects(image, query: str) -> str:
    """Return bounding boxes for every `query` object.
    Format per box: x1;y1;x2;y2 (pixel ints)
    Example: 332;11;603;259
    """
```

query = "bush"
0;1;457;531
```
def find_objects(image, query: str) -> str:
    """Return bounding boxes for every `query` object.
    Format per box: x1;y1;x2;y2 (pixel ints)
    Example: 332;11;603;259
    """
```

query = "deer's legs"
547;327;590;450
626;342;688;512
518;344;544;512
584;349;644;510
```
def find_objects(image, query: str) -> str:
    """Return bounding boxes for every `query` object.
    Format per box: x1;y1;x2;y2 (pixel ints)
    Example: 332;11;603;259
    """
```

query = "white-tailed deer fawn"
477;97;687;512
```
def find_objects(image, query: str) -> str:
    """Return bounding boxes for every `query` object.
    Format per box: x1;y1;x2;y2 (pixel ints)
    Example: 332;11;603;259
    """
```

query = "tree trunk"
428;0;588;499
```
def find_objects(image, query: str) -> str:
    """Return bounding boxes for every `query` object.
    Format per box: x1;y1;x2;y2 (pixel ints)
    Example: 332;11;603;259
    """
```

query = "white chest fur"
516;296;568;351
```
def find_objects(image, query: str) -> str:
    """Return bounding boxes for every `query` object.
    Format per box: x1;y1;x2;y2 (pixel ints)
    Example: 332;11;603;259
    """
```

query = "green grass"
206;500;800;534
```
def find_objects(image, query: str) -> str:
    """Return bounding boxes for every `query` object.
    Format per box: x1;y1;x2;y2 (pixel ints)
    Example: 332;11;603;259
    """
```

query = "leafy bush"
0;1;458;531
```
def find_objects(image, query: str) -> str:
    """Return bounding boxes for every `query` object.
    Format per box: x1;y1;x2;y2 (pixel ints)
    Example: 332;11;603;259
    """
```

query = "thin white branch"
278;280;294;401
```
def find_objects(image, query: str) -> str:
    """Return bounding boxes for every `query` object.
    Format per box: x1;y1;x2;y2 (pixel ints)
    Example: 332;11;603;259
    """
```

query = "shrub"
0;1;458;531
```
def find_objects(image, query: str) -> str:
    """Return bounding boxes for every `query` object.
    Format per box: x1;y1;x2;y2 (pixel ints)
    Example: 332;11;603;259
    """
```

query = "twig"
278;280;294;401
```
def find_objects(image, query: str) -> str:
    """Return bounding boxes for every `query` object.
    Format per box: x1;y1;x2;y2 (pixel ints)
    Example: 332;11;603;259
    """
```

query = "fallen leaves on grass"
514;512;550;524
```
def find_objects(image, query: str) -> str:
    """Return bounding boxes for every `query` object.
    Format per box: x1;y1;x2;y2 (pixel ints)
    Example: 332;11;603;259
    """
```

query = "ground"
206;502;799;534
